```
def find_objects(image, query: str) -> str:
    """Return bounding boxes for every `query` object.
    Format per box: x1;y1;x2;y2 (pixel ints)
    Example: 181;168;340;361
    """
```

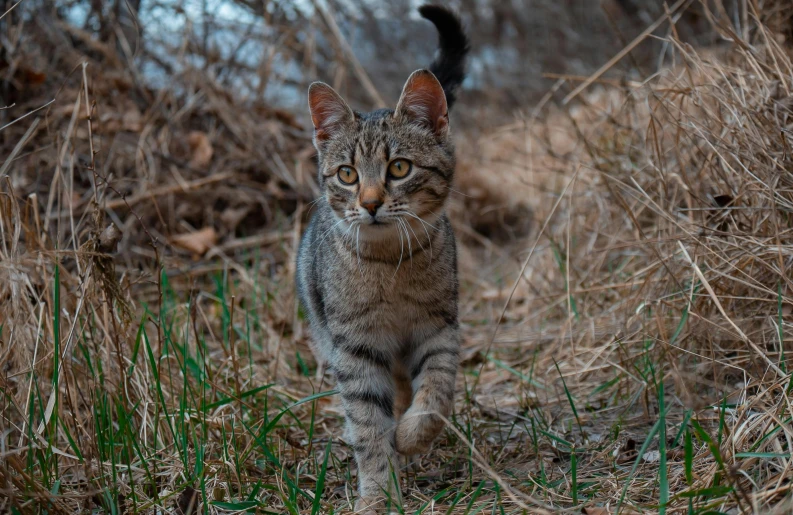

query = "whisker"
397;218;413;269
393;221;405;278
307;196;323;206
355;225;363;277
402;217;424;257
400;219;412;268
446;186;472;198
316;217;349;249
342;222;355;268
401;210;440;231
305;197;329;219
400;211;434;261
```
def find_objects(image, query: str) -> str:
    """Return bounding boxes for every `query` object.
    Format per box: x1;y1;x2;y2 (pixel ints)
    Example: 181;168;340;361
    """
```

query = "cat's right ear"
308;82;354;146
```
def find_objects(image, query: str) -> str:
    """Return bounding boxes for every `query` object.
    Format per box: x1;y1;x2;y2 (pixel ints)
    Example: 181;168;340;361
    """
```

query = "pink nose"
361;198;383;216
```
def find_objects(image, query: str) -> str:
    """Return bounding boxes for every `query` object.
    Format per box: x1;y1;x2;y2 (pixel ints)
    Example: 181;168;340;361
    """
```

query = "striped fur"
296;5;467;510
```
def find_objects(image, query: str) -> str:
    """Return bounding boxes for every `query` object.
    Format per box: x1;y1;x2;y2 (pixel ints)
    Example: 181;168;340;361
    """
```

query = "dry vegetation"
2;0;793;513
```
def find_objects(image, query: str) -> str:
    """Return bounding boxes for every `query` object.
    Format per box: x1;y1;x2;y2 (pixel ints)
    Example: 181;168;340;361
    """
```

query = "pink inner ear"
396;71;448;135
308;84;352;141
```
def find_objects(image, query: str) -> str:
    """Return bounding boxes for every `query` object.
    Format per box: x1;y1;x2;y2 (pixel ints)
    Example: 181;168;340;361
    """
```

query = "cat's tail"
419;4;469;110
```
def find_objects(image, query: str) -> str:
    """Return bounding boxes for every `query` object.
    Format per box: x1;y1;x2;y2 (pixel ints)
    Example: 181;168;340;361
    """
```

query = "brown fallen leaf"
668;448;685;461
22;68;47;86
642;450;661;463
176;485;198;515
187;131;213;169
98;223;122;253
171;227;218;256
615;437;638;465
220;206;251;232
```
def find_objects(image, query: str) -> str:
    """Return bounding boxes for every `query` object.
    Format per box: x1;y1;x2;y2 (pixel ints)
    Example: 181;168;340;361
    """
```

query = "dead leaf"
220;206;251;232
668;448;685;461
176;486;198;515
459;346;484;366
171;227;218;256
615;437;638;464
98;223;122;253
22;68;47;86
187;131;213;169
642;450;661;463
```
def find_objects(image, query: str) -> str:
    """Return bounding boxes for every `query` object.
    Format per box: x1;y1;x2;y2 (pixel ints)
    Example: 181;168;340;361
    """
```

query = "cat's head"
307;70;454;237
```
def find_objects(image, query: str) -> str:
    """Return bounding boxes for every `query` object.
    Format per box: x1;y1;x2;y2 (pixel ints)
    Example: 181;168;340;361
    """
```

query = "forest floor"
2;2;793;514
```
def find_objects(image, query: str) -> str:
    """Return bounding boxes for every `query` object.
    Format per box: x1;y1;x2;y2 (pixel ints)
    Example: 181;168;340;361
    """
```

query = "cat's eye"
337;166;358;185
387;159;412;179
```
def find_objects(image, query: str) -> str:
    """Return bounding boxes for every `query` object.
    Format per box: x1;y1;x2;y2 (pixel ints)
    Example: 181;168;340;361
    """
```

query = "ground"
1;1;793;514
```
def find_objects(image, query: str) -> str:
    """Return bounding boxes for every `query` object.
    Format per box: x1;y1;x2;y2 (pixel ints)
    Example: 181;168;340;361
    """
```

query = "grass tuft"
2;0;793;513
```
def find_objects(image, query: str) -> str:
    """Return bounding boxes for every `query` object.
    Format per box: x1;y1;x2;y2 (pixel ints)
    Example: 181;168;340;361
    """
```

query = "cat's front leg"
396;325;459;455
331;335;402;511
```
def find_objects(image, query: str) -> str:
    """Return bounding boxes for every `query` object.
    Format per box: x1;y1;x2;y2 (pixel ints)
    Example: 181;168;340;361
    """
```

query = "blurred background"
3;1;793;513
8;0;722;116
1;0;739;265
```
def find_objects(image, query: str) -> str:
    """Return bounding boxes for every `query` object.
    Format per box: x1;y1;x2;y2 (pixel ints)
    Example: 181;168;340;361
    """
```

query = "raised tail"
418;4;470;110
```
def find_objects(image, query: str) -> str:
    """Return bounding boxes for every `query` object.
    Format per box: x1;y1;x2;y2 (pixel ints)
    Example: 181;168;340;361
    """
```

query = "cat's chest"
337;265;435;320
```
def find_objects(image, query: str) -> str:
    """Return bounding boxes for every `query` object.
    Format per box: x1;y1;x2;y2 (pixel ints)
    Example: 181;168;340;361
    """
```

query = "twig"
0;0;26;22
677;241;786;379
81;62;99;205
315;0;386;108
562;0;689;105
104;172;234;210
0;117;40;176
470;166;581;399
0;99;55;132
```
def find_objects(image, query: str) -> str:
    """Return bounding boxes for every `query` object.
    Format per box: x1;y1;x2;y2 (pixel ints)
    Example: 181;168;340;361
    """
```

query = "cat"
295;5;469;511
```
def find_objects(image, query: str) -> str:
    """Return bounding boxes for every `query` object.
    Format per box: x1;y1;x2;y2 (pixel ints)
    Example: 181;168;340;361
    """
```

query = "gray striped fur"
296;6;467;509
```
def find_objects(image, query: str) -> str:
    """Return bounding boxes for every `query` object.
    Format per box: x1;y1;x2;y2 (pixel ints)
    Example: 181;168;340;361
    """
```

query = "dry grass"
2;1;793;514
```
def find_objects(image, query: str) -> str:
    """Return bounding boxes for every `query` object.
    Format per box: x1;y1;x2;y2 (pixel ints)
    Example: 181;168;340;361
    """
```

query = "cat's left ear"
308;82;354;145
395;69;449;137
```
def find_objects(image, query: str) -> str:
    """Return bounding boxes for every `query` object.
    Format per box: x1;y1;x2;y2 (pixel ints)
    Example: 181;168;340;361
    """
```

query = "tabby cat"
296;5;469;511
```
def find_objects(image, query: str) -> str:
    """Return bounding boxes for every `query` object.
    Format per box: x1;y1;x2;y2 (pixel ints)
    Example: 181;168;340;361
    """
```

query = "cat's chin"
355;221;401;241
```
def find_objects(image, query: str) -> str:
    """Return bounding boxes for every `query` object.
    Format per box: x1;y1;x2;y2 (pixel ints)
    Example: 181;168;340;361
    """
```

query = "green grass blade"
203;384;274;411
615;414;664;513
734;452;791;459
658;381;668;515
690;419;725;471
553;359;584;437
685;429;693;485
310;440;332;515
487;356;546;389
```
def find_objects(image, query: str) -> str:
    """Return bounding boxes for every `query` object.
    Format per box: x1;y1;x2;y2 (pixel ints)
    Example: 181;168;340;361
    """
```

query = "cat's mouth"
360;216;391;227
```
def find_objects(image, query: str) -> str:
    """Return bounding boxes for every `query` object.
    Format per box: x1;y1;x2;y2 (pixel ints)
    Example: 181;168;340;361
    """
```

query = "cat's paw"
354;496;400;514
353;497;378;515
395;408;442;455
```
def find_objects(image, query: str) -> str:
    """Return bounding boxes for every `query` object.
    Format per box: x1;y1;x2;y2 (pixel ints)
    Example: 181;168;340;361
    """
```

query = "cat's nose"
361;198;383;216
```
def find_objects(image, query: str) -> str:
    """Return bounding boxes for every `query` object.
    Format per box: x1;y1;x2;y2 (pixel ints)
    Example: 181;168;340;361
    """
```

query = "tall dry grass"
2;0;793;513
